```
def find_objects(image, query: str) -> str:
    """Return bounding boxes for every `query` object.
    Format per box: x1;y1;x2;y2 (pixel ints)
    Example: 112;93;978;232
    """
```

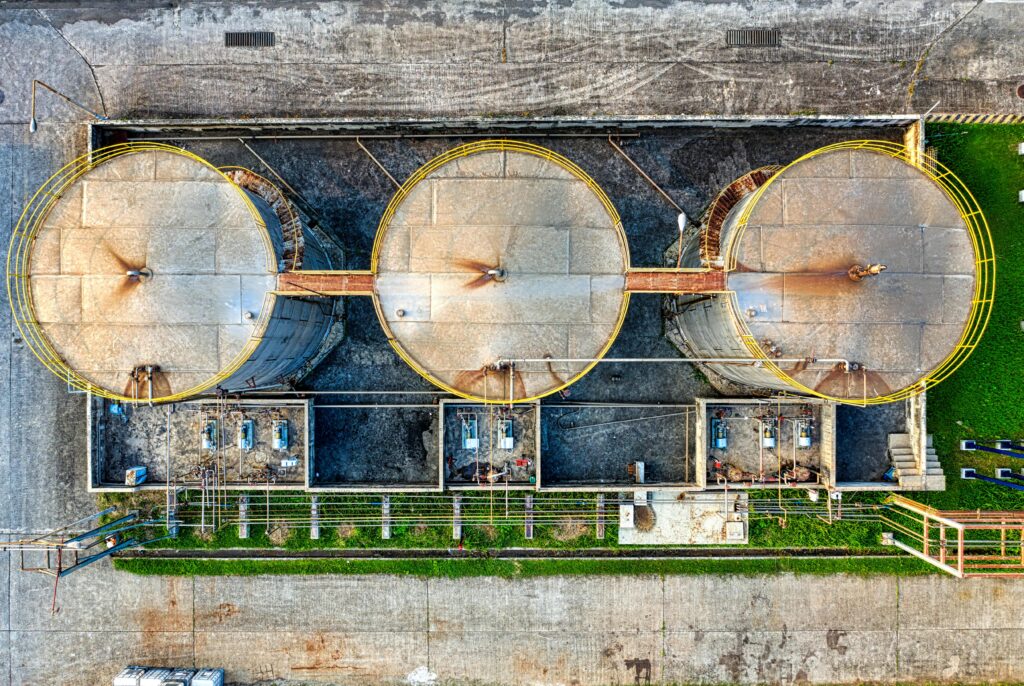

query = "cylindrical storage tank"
9;143;333;402
673;141;993;404
372;140;630;403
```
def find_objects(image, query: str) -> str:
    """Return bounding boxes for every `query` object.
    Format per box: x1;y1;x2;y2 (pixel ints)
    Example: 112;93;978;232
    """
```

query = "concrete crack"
904;0;985;111
894;577;901;678
35;9;108;118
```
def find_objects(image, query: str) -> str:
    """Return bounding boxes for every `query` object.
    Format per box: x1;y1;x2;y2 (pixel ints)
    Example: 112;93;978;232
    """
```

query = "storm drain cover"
225;31;276;48
726;28;780;47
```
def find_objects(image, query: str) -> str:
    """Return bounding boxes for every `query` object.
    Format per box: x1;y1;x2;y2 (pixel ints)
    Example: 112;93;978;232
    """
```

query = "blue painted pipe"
963;441;1024;460
963;470;1024;492
998;470;1024;484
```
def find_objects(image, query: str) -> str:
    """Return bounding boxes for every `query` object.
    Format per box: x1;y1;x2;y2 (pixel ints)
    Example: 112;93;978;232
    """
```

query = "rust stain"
290;632;362;674
213;602;239;622
625;269;726;293
276;271;375;296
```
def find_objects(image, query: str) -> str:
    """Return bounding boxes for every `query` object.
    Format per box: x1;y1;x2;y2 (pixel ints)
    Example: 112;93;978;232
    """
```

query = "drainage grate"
725;28;780;48
225;31;276;48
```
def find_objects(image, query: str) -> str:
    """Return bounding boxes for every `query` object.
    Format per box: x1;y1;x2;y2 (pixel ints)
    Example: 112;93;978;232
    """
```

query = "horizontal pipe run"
496;356;851;370
118;133;644;141
624;269;727;293
275;271;375;296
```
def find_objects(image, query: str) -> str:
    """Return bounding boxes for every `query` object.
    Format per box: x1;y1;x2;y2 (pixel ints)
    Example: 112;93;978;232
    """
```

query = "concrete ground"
2;1;1023;119
3;2;1024;685
4;566;1024;686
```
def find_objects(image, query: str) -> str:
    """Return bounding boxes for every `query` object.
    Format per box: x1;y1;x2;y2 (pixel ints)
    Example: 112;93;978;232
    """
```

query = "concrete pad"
781;177;964;229
194;630;427;685
87;151;156;181
10;563;192;632
781;274;945;324
27;276;81;324
619;492;747;545
81;180;252;230
570;226;628;275
9;630;193;686
216;229;272;274
0;631;9;686
432;178;605;229
896;576;1024;630
193;575;428;632
429;630;661;686
663;629;898;684
375;273;432;322
59;226;148;276
924;227;975;275
663;575;898;632
43;323;221;376
80;275;243;325
430;274;594;324
755;225;925;274
428;577;661;633
897;629;1023;682
0;548;10;632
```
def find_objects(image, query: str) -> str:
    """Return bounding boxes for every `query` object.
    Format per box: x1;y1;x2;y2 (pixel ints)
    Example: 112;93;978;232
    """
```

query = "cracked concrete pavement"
0;1;1023;123
5;568;1024;685
2;2;1024;684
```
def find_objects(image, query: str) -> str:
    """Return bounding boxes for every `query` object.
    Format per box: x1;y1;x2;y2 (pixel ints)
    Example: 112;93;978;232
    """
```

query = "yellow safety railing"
370;139;630;404
7;142;276;403
724;139;995;406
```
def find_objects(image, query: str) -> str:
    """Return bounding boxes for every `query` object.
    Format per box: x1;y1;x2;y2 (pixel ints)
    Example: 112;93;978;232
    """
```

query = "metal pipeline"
495;356;851;371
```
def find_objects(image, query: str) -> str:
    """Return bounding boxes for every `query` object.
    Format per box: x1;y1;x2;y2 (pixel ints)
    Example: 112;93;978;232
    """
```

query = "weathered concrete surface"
1;1;1022;122
5;567;1024;685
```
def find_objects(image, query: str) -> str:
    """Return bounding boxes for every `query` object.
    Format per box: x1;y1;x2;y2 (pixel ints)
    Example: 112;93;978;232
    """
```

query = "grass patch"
114;554;934;578
922;123;1024;511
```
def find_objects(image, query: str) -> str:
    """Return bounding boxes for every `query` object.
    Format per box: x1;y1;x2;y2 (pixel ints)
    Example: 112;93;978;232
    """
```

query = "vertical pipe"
957;527;965;576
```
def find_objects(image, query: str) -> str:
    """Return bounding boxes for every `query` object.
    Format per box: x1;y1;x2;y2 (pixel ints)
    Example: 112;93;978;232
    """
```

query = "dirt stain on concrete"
825;629;849;655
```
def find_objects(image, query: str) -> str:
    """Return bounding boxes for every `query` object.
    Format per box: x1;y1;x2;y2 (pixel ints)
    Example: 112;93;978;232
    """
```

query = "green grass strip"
114;555;935;578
